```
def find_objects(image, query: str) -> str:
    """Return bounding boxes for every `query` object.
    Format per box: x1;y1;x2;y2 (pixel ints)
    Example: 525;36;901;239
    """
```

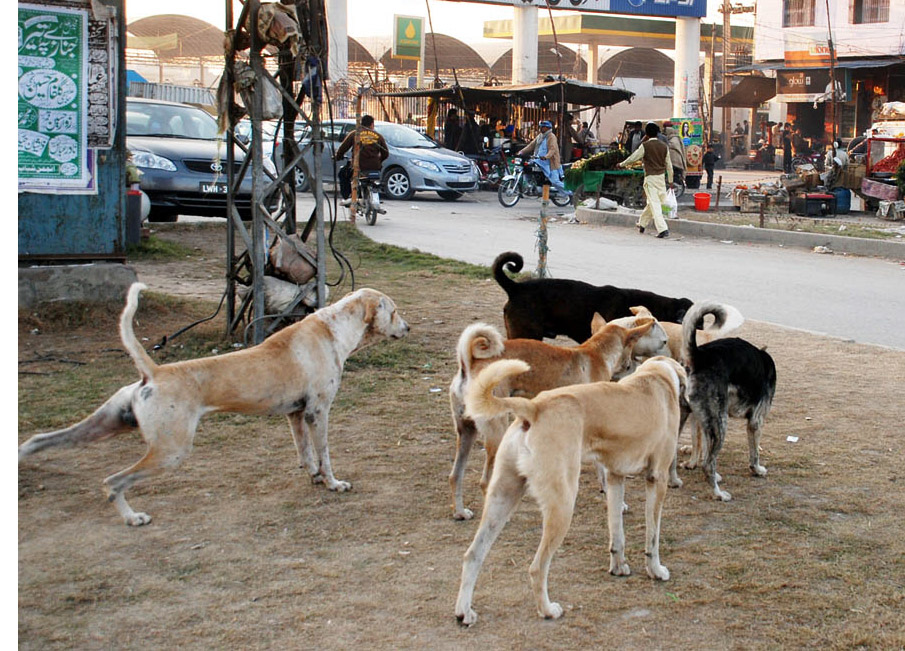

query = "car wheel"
148;208;178;223
295;167;310;192
383;167;414;200
436;190;463;201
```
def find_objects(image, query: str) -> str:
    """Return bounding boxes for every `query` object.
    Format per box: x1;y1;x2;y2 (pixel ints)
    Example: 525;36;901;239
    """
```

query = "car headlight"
131;151;177;172
411;159;441;173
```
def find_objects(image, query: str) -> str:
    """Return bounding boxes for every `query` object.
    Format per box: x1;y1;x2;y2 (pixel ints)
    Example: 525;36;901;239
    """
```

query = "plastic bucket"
693;192;711;211
833;187;851;214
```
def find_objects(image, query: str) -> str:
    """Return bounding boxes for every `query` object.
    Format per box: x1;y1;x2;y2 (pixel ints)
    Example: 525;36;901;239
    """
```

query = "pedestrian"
703;144;719;189
517;120;571;199
333;114;389;206
629;121;643;152
743;119;749;135
782;123;793;173
443;108;462;151
663;122;686;187
617;122;674;239
560;112;584;163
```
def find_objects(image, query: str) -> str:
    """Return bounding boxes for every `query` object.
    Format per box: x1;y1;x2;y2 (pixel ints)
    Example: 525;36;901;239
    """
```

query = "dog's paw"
678;444;693;455
453;508;475;521
750;464;767;477
125;512;152;526
669;476;684;489
540;602;564;619
456;608;478;627
310;472;325;485
609;558;632;577
680;460;698;470
327;479;352;492
646;562;670;581
713;488;732;502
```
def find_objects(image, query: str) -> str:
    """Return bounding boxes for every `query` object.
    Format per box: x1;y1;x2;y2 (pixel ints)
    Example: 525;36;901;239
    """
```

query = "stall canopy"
714;76;777;108
377;79;634;109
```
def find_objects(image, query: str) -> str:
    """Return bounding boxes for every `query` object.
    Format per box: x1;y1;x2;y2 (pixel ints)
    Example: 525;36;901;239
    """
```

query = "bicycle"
497;158;573;208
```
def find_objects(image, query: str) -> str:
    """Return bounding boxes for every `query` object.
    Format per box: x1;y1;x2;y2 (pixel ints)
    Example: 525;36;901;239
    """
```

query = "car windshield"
375;123;438;149
127;102;220;140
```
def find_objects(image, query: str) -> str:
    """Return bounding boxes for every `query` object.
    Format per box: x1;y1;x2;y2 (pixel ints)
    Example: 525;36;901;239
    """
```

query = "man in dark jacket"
703;144;720;189
334;115;389;204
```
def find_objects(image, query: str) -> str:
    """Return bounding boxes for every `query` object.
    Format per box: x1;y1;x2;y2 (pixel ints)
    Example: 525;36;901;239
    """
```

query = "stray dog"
18;283;410;526
492;251;693;343
448;315;662;520
454;356;687;626
680;301;776;501
629;304;743;363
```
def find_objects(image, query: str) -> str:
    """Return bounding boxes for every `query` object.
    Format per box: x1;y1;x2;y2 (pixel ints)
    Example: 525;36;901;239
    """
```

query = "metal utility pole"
224;0;329;344
825;0;838;144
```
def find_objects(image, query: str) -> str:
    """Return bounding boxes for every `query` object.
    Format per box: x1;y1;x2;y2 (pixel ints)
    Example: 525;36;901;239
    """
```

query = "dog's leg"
287;412;320;480
668;447;683;488
449;414;478;520
606;474;631;576
18;384;139;461
307;409;351;492
699;410;731;501
747;416;768;477
103;426;195;526
643;475;670;581
529;487;578;620
595;462;629;512
455;439;527;627
478;416;507;496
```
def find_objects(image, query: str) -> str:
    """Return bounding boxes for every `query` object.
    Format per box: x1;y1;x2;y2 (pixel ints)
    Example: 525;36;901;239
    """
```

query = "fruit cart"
564;148;645;208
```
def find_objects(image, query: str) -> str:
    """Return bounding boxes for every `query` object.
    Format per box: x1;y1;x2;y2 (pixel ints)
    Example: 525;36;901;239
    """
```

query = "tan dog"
629;303;743;362
18;283;410;526
448;315;663;520
455;356;687;626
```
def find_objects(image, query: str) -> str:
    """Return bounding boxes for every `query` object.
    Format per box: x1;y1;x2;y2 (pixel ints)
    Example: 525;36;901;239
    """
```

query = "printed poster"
18;4;90;190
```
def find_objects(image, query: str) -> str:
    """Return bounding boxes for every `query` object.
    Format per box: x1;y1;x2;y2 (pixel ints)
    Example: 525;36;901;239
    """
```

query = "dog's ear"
625;317;654;345
590;312;607;332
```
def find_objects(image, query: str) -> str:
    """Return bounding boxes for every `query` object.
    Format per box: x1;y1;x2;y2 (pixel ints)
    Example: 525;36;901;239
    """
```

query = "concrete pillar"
586;42;598;84
512;5;538;84
326;0;348;82
673;17;701;118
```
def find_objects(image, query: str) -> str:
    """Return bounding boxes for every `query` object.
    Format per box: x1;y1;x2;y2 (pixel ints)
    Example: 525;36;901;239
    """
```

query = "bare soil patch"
18;221;905;649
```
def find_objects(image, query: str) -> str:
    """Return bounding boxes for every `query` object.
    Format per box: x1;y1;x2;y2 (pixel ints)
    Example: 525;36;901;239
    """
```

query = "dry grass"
18;221;905;649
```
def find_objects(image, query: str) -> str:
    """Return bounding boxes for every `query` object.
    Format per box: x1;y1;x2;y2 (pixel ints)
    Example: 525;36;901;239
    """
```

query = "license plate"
459;174;475;182
200;182;228;194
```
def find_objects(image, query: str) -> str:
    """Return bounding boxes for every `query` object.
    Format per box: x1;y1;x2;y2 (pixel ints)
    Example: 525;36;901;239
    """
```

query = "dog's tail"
682;301;738;365
492;251;524;297
455;322;505;380
465;359;537;423
120;283;157;381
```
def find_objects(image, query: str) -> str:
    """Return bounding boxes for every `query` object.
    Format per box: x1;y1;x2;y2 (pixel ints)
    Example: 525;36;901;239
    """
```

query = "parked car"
127;98;273;222
276;119;479;200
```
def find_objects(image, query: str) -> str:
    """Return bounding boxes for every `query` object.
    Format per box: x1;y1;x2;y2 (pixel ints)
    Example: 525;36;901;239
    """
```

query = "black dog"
492;251;693;343
680;301;777;502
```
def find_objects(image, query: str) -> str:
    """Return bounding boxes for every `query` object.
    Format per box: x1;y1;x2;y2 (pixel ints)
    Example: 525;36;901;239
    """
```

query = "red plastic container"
693;192;711;211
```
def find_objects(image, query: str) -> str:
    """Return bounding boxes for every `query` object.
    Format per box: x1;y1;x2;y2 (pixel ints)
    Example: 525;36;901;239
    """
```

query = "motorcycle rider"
516;120;571;198
334;114;389;207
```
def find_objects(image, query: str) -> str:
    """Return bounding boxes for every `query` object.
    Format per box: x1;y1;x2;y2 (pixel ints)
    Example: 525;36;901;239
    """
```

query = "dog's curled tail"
120;283;157;381
682;301;736;365
456;323;505;378
465;359;537;423
491;251;524;296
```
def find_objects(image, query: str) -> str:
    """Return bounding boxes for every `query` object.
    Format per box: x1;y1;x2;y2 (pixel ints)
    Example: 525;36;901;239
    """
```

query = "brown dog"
448;315;664;520
18;283;410;526
455;356;687;626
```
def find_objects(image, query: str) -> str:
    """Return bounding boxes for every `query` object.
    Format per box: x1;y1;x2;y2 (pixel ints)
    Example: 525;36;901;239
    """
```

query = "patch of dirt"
18;222;905;649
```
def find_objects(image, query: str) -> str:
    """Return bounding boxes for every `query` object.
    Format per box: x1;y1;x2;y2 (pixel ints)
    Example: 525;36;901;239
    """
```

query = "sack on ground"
269;233;316;284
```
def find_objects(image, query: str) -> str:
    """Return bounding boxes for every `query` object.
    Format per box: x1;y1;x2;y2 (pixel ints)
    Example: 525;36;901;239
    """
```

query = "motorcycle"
497;158;573;208
356;171;384;225
791;151;825;172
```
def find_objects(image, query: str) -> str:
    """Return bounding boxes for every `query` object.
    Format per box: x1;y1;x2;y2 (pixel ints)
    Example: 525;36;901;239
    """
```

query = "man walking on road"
618;122;673;238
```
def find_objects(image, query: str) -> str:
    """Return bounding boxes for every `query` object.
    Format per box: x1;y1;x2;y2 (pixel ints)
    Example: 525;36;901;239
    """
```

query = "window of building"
783;0;816;26
851;0;889;23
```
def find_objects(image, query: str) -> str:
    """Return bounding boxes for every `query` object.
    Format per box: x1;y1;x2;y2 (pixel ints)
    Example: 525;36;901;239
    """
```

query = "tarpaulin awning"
714;76;777;108
733;58;905;73
376;80;634;108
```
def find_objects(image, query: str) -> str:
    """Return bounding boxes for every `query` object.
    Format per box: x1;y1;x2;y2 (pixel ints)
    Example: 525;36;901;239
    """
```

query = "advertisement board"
393;15;425;61
454;0;706;19
18;4;90;190
776;69;849;104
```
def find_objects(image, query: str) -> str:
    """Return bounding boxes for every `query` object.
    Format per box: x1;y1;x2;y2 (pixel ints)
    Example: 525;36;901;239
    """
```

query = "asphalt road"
297;188;905;351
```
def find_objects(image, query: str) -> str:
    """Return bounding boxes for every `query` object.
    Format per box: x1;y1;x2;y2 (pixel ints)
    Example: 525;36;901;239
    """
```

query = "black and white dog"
680;302;777;501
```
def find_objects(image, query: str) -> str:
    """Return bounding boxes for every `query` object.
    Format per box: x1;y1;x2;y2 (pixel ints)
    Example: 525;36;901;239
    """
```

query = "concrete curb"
19;263;138;308
576;207;905;260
